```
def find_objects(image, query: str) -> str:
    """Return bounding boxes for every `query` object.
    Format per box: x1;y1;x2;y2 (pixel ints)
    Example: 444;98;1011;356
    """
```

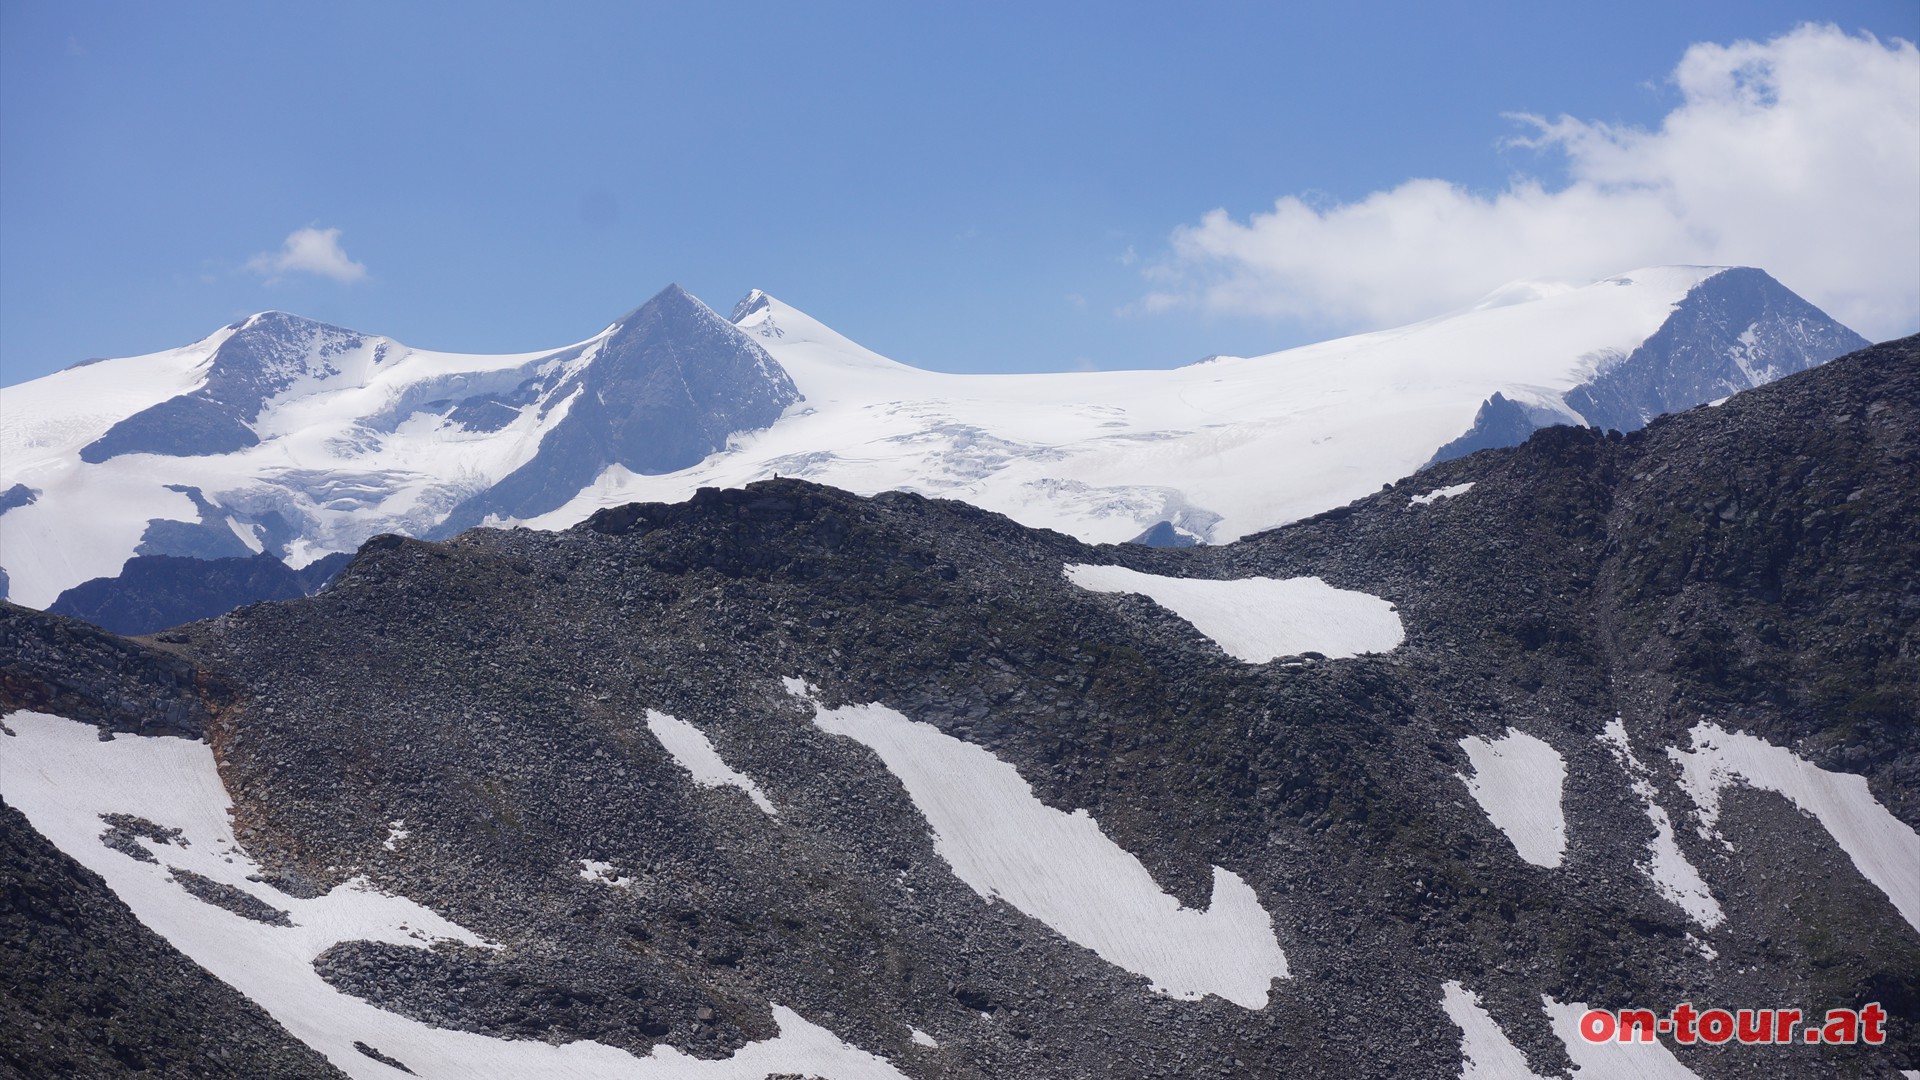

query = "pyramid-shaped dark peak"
436;282;802;532
612;282;708;323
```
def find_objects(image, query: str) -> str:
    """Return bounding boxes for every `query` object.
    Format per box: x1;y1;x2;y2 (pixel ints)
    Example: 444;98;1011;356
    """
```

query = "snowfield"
0;711;908;1080
1671;722;1920;933
1439;981;1551;1080
1457;729;1568;868
789;682;1289;1009
4;267;1741;607
1063;564;1404;662
543;270;1723;547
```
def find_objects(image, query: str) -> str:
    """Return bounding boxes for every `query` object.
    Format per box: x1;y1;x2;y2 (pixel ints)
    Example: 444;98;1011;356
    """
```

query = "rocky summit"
2;336;1915;1078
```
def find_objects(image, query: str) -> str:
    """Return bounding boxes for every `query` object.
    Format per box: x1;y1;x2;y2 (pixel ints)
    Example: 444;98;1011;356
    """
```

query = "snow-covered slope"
0;267;1863;608
0;285;795;607
536;267;1863;544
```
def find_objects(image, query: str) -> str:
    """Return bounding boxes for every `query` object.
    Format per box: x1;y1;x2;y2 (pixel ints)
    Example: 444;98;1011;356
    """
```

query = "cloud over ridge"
247;226;368;284
1145;24;1920;342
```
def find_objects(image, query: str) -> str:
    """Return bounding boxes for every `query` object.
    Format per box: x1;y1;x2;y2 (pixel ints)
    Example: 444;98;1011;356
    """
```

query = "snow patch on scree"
578;859;632;888
1410;482;1474;506
645;710;778;816
1458;729;1567;868
0;711;907;1080
1671;722;1920;933
787;682;1288;1009
1439;981;1551;1080
1063;564;1403;663
1597;720;1722;928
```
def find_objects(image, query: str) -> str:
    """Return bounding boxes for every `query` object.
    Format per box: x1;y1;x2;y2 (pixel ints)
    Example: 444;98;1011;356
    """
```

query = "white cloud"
246;226;368;284
1145;24;1919;341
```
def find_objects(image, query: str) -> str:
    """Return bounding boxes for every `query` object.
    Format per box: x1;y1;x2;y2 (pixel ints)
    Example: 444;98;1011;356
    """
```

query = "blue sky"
2;2;1915;385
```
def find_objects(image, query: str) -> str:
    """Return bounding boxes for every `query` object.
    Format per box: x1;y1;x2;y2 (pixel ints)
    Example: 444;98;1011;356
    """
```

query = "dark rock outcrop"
49;551;350;637
0;603;226;737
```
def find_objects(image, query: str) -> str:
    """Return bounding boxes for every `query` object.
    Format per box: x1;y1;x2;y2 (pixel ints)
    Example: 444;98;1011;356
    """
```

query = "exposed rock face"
436;284;800;530
2;337;1914;1078
81;312;370;463
0;604;226;737
0;799;347;1079
1429;268;1868;466
48;551;350;637
1566;267;1870;431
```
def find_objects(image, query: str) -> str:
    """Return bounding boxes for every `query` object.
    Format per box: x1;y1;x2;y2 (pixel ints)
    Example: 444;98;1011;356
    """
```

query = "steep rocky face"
1565;267;1870;432
80;313;372;463
436;284;800;531
47;551;350;637
3;337;1913;1078
1429;268;1868;466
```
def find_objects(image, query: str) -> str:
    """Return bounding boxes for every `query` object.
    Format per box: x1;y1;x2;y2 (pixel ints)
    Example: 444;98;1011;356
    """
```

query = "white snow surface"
1597;720;1723;928
382;819;410;852
0;711;907;1079
578;859;633;888
1063;564;1403;662
1411;482;1475;506
1439;981;1551;1080
1542;996;1702;1079
1458;729;1568;868
789;684;1288;1008
3;267;1725;607
1671;722;1920;932
645;709;778;815
0;315;601;607
1444;982;1705;1080
537;269;1723;544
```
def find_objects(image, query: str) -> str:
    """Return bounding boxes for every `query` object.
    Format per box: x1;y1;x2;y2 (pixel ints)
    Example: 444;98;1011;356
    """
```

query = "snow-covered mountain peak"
730;288;773;323
729;291;922;378
604;282;745;350
0;268;1868;610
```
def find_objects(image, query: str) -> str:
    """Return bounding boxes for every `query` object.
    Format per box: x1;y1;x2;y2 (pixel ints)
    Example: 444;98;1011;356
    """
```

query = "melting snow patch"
1411;482;1475;506
645;709;778;816
382;819;410;851
1543;996;1702;1079
1458;729;1567;868
578;859;632;889
787;682;1288;1009
1597;720;1722;928
1063;564;1403;663
1439;981;1551;1080
909;1028;938;1048
1671;722;1920;933
0;711;907;1080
